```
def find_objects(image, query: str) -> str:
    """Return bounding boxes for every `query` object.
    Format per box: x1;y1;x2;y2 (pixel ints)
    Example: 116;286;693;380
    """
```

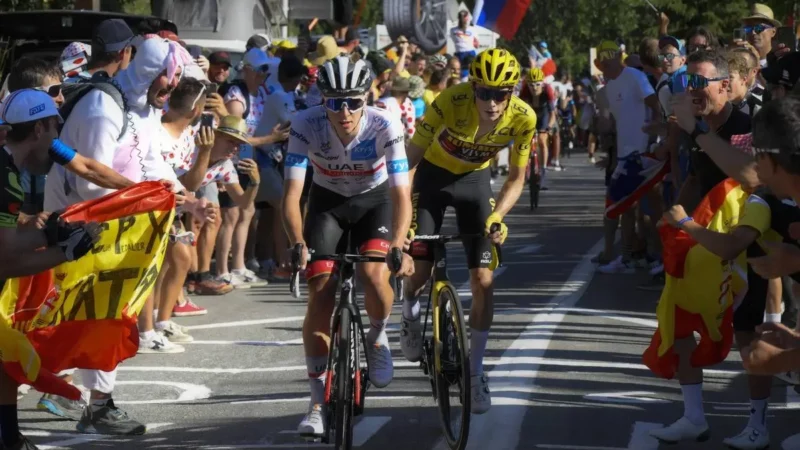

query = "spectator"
376;77;416;139
685;26;718;54
60;42;92;81
207;51;232;84
450;10;479;66
87;19;134;78
423;69;447;110
727;47;763;117
339;28;361;54
408;75;426;119
308;36;341;66
742;3;780;67
762;51;800;100
407;53;426;77
246;34;271;53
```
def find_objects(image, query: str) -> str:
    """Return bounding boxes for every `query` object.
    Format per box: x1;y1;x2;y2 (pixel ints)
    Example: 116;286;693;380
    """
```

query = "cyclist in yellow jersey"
401;48;536;414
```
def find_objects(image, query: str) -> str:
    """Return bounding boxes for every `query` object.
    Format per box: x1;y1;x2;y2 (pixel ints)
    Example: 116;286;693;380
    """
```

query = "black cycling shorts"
219;171;252;209
733;261;769;332
410;160;495;269
304;181;391;280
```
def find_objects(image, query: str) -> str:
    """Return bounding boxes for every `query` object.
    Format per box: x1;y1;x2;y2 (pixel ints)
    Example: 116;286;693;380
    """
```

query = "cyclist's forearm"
390;186;412;248
494;168;526;217
281;196;305;245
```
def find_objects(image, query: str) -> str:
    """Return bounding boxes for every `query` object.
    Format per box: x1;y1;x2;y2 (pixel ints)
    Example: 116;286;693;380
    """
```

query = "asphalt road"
19;155;800;450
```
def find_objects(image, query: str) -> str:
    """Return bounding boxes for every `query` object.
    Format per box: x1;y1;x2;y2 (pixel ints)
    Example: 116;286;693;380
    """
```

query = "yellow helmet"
528;67;544;83
469;48;521;88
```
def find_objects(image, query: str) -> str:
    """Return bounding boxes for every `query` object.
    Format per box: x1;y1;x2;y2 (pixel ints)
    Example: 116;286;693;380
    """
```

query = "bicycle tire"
334;308;355;450
434;284;471;450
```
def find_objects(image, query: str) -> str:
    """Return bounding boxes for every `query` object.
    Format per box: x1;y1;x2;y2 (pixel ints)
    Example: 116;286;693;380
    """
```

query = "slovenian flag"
472;0;533;41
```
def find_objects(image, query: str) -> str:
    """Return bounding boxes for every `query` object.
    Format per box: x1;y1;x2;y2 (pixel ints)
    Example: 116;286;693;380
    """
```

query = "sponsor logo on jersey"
371;114;391;130
290;128;309;145
312;158;385;178
437;129;504;163
285;153;308;167
387;159;409;173
320;141;331;153
351;138;378;161
313;152;339;161
452;92;470;106
383;135;404;148
456;119;468;128
420;121;436;135
432;102;444;118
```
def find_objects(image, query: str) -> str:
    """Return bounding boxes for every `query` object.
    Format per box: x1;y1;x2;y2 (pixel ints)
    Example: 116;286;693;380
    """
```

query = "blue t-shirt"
21;139;76;206
412;98;425;119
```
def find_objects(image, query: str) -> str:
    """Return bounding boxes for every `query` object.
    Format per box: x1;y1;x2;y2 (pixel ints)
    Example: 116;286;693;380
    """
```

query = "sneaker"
5;434;39;450
173;299;207;317
649;261;665;276
37;393;86;421
17;384;30;401
138;333;185;354
399;316;423;362
649;416;710;444
217;273;251;290
589;156;597;164
156;321;194;343
365;337;394;388
297;403;325;437
723;427;769;450
193;276;233;295
597;256;637;274
76;399;146;435
471;373;491;414
233;268;268;287
245;258;261;273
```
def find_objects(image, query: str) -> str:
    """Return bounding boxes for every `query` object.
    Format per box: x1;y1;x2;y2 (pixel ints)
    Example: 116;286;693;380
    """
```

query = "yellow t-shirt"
410;83;537;175
422;89;439;110
737;193;784;244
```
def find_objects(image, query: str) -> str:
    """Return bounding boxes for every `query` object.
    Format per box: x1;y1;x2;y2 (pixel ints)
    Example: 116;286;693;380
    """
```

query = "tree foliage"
461;0;796;78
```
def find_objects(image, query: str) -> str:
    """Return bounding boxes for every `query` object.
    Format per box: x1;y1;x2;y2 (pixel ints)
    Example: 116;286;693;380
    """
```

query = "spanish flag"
0;182;174;399
643;179;748;379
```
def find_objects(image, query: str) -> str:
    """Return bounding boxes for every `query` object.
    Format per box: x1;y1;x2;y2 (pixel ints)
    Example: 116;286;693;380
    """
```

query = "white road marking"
36;423;172;449
716;385;800;411
187;339;303;346
230;395;414;405
187;316;305;331
454;237;606;450
201;444;329;449
627;422;662;450
352;416;392;446
114;381;211;405
584;391;669;404
515;244;542;254
786;385;800;409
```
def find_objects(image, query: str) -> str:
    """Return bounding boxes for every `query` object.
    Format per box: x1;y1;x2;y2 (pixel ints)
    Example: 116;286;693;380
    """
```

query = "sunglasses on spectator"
36;84;62;98
745;24;774;35
684;73;728;89
324;97;365;113
658;53;681;62
475;86;512;102
246;64;270;75
686;44;707;54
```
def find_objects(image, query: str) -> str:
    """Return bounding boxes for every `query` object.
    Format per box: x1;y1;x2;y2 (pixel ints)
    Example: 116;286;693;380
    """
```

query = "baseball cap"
0;89;63;125
243;48;270;68
247;34;271;52
658;35;686;56
208;51;232;67
92;19;134;53
309;35;341;66
762;52;800;89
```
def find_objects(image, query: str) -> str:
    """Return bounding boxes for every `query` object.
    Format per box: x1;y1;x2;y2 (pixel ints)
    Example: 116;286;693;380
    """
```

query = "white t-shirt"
175;147;239;189
158;125;196;171
254;84;297;161
223;84;265;162
449;26;479;53
375;96;416;138
604;67;656;158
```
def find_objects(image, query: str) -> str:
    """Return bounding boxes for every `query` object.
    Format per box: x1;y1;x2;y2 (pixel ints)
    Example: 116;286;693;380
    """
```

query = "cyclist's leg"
351;183;395;387
298;186;347;435
402;161;449;361
453;168;495;414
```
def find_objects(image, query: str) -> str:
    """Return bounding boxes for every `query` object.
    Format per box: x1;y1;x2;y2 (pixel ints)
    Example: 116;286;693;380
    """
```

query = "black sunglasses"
36;84;62;98
475;86;512;102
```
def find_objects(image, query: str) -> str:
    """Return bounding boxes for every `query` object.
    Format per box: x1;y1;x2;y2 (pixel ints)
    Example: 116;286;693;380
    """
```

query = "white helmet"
317;54;373;98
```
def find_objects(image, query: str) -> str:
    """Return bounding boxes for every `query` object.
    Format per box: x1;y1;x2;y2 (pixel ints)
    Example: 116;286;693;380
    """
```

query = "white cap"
183;62;206;81
0;89;63;125
243;48;270;69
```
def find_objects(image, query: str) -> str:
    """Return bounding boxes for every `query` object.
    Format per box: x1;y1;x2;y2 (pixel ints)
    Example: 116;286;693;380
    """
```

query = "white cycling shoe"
649;416;710;444
723;427;769;450
471;374;491;414
297;403;326;438
366;336;394;388
399;315;423;362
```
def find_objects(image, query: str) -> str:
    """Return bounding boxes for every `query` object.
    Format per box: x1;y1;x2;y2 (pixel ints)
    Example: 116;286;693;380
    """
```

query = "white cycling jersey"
285;105;410;197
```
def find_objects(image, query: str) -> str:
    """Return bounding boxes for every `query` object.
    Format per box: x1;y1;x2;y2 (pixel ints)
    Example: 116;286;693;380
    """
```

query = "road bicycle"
407;227;503;450
289;245;387;450
526;146;541;211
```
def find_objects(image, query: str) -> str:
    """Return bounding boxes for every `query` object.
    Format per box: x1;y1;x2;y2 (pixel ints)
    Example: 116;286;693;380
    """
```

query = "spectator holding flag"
450;11;479;67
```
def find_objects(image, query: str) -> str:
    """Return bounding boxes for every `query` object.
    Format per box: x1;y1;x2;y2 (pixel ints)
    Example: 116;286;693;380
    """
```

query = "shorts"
604;146;617;187
304;181;391;280
219;172;252;209
255;163;284;209
733;251;770;332
196;182;219;206
410;160;495;269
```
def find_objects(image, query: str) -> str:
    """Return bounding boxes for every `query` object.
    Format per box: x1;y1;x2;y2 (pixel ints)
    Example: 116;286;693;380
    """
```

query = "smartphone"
774;26;797;51
206;82;218;97
280;120;291;130
733;28;746;42
671;72;688;94
201;113;214;128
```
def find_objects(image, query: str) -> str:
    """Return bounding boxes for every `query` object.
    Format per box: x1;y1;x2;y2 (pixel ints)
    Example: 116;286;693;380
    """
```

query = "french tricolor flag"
472;0;533;41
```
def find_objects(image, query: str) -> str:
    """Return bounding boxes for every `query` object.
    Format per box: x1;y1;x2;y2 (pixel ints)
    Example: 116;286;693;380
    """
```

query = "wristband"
678;217;693;226
765;313;783;323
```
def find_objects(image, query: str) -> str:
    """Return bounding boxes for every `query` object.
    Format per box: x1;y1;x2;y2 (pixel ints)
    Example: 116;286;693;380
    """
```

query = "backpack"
60;72;128;140
218;79;251;118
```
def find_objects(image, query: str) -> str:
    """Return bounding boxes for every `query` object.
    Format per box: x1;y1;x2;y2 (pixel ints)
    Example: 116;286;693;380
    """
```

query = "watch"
690;119;710;141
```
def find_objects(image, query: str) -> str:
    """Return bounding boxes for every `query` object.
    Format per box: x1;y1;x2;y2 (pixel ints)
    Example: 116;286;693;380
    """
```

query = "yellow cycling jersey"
411;82;537;175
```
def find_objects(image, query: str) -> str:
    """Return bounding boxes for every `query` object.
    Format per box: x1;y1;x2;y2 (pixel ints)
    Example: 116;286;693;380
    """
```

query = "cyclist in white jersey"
282;55;415;437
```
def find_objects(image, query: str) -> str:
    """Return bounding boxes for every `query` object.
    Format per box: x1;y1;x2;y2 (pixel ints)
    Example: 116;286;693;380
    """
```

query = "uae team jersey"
411;82;537;174
284;106;409;197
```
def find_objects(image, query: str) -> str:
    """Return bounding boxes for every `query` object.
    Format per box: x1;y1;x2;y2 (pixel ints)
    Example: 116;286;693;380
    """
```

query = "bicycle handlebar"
412;223;504;267
288;243;393;298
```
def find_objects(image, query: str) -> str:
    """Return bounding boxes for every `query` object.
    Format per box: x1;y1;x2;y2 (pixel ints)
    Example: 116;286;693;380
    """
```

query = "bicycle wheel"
434;284;471;450
334;308;356;449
